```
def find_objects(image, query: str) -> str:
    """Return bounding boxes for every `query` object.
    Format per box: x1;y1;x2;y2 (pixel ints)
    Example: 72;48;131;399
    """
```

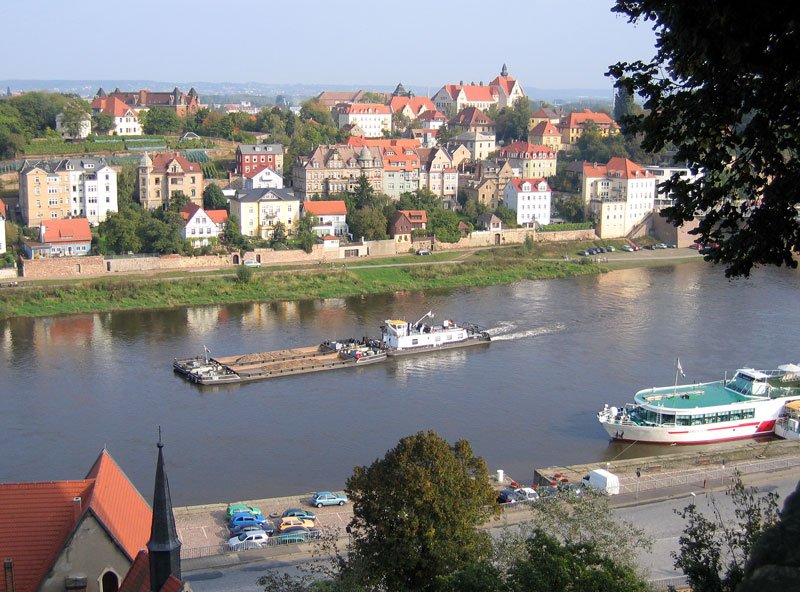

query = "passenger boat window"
411;339;418;345
676;416;691;426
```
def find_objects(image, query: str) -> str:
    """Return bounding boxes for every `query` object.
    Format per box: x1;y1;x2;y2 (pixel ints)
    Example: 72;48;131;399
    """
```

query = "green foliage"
672;472;781;592
270;221;288;247
92;112;115;135
348;206;387;241
609;2;800;276
573;122;629;162
203;184;228;210
554;194;585;222
299;98;335;127
142;107;183;135
428;208;462;242
222;214;248;250
494;97;533;143
360;91;388;104
435;122;458;144
539;222;592;231
613;81;639;125
495;203;518;227
59;98;91;138
236;265;254;283
294;213;318;253
344;432;497;592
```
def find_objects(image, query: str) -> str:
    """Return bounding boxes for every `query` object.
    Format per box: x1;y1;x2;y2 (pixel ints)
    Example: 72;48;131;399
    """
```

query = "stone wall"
0;267;19;280
21;255;106;279
106;253;234;273
537;228;596;242
652;212;700;247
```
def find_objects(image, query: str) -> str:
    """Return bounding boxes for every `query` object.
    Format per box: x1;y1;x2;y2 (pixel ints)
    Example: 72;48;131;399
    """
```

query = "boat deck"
213;345;327;366
635;382;752;409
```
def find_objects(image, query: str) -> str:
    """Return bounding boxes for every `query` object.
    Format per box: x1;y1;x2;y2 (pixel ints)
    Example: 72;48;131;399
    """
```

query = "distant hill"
0;79;612;106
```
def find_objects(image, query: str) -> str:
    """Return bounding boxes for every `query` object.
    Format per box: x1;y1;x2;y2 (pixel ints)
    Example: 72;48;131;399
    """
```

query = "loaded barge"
174;312;491;386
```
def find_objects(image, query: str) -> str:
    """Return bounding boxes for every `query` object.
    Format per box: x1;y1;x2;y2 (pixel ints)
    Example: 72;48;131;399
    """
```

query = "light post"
635;467;641;500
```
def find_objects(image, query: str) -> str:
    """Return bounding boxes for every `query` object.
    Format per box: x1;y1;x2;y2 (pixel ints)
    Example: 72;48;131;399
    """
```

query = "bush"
539;222;593;232
235;265;254;283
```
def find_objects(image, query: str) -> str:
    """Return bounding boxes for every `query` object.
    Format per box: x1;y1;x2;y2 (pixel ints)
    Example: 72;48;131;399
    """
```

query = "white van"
580;469;620;495
243;260;261;268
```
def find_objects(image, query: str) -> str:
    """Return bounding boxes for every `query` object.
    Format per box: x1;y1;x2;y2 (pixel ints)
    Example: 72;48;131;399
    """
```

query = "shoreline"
0;248;706;320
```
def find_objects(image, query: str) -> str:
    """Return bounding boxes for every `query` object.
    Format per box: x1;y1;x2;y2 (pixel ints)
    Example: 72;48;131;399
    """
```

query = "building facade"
582;157;656;238
236;143;284;177
180;202;228;247
417;147;458;207
503;178;552;227
527;121;562;152
301;200;348;237
645;164;702;208
448;131;495;162
138;153;204;210
55;112;92;140
559;109;620;146
19;158;118;226
337;103;392;137
91;96;142;136
497;142;557;178
292;144;383;201
245;167;284;189
432;64;525;113
450;107;495;135
229;188;299;239
95;87;200;116
0;200;6;254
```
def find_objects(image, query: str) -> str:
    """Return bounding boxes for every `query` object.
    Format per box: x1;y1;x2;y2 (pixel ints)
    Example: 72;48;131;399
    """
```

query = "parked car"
578;250;589;256
312;491;348;507
513;487;540;502
226;503;262;518
227;529;270;550
416;249;431;255
605;245;615;252
279;516;316;530
281;508;316;521
655;243;668;249
644;244;656;250
621;245;634;252
229;511;269;529
243;260;261;268
667;243;677;248
230;521;273;537
277;526;322;544
496;489;521;504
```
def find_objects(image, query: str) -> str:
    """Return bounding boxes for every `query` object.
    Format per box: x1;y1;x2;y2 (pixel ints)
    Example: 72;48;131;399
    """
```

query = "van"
580;469;620;495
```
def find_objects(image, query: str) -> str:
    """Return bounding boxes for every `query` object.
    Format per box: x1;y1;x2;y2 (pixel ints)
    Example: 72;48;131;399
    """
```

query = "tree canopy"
203;184;228;211
142;107;183;135
344;431;497;592
608;2;800;277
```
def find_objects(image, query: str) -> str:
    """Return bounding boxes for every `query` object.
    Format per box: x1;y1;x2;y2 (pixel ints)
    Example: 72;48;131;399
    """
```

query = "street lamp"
635;467;641;499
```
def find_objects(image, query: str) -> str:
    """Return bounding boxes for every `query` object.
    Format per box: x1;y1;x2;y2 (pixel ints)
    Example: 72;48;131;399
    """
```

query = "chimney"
72;497;82;522
4;558;15;592
65;575;88;592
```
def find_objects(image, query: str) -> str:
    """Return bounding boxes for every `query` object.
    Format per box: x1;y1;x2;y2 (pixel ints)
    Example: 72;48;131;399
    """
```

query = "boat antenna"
204;344;211;364
413;310;434;326
674;357;685;395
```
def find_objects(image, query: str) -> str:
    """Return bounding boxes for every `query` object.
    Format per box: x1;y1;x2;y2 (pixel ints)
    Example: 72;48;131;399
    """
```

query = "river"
2;260;799;505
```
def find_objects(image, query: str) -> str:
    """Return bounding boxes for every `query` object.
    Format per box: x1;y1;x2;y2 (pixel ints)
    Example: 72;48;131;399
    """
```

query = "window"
51;211;58;219
48;187;59;195
49;198;59;206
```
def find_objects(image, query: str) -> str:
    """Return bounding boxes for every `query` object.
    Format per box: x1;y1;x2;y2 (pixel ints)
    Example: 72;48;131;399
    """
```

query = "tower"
501;63;509;77
146;436;181;592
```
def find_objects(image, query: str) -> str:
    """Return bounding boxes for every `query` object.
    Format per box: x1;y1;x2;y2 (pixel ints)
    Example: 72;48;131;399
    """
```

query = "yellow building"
229;188;300;239
527;121;562;152
497;142;557;178
137;152;204;210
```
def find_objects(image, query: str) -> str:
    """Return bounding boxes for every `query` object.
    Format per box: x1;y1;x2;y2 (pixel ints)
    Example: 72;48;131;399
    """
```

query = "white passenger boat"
775;399;800;441
597;362;800;444
379;311;491;357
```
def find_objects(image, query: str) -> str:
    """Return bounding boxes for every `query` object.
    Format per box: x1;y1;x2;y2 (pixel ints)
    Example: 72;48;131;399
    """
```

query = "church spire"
501;63;509;77
147;430;181;592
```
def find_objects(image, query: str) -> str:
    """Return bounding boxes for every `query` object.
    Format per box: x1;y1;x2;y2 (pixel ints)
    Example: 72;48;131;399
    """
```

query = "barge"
174;341;386;385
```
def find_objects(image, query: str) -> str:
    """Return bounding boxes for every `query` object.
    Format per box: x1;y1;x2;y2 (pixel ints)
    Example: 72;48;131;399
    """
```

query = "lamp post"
635;467;641;500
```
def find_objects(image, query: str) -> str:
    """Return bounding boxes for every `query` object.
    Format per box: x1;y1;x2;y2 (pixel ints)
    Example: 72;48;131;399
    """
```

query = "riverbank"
0;247;602;319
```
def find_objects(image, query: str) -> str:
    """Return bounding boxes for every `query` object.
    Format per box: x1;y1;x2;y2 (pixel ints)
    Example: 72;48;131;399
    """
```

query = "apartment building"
137;152;204;210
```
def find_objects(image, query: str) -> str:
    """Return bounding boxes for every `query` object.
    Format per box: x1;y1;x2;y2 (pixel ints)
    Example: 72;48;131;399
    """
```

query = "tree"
495;203;517;227
428;208;461;243
59;98;90;138
143;107;183;135
436;122;458;144
223;214;247;249
494;98;534;143
203;184;228;210
92;112;115;135
270;221;288;247
299;98;335;127
557;194;585;222
96;209;143;254
613;81;638;126
294;213;318;253
608;3;800;277
348;206;387;241
672;472;780;592
344;432;498;592
506;529;649;592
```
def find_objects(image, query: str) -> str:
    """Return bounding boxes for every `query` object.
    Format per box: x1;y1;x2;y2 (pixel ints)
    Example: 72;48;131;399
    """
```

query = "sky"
2;0;658;91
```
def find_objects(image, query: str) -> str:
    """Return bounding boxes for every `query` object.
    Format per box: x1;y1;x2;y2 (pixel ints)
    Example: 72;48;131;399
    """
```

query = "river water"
2;260;799;505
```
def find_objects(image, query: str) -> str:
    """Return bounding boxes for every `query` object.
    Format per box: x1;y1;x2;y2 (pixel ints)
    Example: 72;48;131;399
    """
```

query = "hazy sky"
2;0;657;90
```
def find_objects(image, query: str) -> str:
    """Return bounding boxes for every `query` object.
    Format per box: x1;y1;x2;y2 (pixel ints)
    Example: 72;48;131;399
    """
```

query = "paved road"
184;468;799;592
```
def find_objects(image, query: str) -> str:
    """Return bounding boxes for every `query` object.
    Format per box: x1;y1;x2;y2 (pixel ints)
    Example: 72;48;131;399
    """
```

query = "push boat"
379;311;491;357
775;399;800;441
597;363;800;445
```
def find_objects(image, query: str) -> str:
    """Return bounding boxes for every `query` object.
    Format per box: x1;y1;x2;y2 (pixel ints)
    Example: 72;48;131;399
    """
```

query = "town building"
90;96;142;136
22;218;92;258
503;178;552;227
497;141;557;178
644;164;702;208
582;157;656;239
416;110;448;130
559;109;620;146
0;200;6;254
417;147;458;208
462;159;517;210
476;212;503;231
55;112;92;140
337;103;392;138
235;143;284;177
432;64;525;113
301;200;349;237
450;107;495;135
529;106;562;128
447;131;496;162
389;209;427;243
315;90;366;110
527;121;562;152
379;144;421;200
389;95;436;120
138;153;204;210
228;188;299;239
245;167;284;189
180;202;228;247
292;144;383;201
95;87;200;116
0;448;152;592
18;158;118;226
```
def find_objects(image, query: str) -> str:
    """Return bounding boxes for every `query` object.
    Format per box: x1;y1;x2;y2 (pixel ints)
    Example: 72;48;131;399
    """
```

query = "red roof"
0;450;152;592
389;96;436;117
529;121;560;137
206;209;228;224
565;109;618;129
441;84;497;102
151;153;201;174
342;103;391;115
490;74;517;96
321;235;339;241
303;200;347;216
509;178;550;192
397;209;427;223
40;218;92;243
119;550;184;592
417;110;447;122
346;137;421;149
451;107;494;127
498;142;556;158
180;203;228;224
582;157;652;180
91;96;137;117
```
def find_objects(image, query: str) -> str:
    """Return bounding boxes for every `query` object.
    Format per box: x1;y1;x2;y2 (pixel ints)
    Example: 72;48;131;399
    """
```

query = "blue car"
277;526;322;544
229;520;274;536
311;491;348;507
229;511;269;529
281;508;317;521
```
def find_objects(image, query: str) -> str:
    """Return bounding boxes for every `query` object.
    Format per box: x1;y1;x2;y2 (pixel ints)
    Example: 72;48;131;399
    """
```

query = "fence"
181;530;322;560
649;575;689;590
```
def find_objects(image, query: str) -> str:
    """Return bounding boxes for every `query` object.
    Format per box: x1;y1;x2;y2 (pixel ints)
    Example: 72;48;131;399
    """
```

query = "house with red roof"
0;449;153;592
95;87;200;117
416;110;448;131
559;109;620;146
336;103;392;138
503;178;552;227
527;121;562;152
581;157;656;238
389;96;436;120
432;64;526;114
21;218;92;258
138;153;204;210
180;202;228;247
91;96;142;136
497;142;558;178
301;200;349;237
389;209;427;242
450;107;495;135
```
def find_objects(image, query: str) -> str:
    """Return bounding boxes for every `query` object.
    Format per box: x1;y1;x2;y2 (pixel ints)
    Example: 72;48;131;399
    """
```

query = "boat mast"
413;311;434;326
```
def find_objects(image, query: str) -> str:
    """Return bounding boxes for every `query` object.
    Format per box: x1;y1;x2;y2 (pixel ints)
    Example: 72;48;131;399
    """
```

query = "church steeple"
147;433;181;592
501;63;509;77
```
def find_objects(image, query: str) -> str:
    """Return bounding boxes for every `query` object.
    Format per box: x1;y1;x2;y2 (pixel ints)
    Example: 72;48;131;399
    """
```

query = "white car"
514;487;540;502
243;260;261;268
228;529;270;550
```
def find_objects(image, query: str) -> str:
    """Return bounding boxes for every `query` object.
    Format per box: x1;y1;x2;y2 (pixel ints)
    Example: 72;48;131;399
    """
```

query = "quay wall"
537;229;596;242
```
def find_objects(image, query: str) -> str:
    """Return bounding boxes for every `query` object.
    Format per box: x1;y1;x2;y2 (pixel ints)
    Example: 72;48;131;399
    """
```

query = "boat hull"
600;419;776;445
386;335;490;357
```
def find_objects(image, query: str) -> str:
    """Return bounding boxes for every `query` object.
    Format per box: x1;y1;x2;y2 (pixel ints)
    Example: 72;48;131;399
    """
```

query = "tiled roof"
40;218;92;243
91;96;137;117
565;109;618;129
179;202;201;220
489;74;516;96
346;137;420;150
581;158;652;179
206;210;228;224
498;142;556;158
150;153;201;174
528;121;560;136
342;103;391;115
509;178;550;191
441;84;497;102
303;200;347;216
118;550;184;592
321;235;339;241
237;144;283;155
0;450;152;592
389;96;435;116
417;110;447;122
398;209;427;223
451;107;494;127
